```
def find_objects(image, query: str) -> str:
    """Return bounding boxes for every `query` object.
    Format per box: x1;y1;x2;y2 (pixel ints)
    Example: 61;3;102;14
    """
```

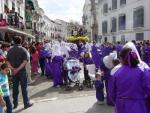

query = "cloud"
37;0;85;24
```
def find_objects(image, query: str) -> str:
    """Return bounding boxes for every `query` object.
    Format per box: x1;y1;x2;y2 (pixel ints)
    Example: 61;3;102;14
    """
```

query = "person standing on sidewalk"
7;36;33;109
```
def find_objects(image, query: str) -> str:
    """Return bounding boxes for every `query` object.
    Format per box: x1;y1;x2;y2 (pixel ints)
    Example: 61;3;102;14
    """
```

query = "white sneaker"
97;101;104;105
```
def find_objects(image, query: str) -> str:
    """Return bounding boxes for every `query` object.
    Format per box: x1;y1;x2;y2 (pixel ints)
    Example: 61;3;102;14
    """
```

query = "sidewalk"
14;95;114;113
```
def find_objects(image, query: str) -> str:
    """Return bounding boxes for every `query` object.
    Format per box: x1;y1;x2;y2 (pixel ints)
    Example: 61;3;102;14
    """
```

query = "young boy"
95;72;104;105
0;87;5;113
0;63;12;113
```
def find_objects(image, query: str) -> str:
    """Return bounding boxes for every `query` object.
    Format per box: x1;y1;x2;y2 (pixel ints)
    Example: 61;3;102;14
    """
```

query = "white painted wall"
96;0;150;43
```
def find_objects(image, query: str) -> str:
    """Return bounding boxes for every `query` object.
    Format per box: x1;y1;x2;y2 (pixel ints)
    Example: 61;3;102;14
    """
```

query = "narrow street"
13;76;113;113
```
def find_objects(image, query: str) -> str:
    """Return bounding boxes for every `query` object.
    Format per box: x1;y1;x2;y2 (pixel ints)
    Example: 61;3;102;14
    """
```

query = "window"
103;4;108;14
121;35;125;44
111;17;117;32
136;33;144;41
102;21;108;34
119;14;126;30
12;2;15;11
134;7;144;28
112;0;117;10
120;0;126;6
112;36;116;44
18;7;20;16
104;37;108;42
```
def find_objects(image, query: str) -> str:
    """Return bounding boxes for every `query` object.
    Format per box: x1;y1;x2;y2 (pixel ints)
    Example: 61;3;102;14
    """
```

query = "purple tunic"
110;65;150;113
95;80;104;101
116;44;123;57
83;57;93;65
68;49;78;58
91;45;100;68
51;56;64;86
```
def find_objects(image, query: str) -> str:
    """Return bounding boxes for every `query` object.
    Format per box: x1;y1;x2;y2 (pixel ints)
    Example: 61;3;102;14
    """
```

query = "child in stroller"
63;57;82;90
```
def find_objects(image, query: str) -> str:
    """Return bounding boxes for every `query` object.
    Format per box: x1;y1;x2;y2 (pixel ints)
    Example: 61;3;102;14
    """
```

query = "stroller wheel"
65;85;71;91
79;85;83;91
83;80;86;85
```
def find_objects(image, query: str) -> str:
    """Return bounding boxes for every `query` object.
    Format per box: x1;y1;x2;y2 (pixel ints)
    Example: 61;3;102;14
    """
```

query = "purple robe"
116;44;123;57
45;61;52;78
143;46;150;66
110;65;150;113
91;45;101;68
51;56;64;86
100;65;114;105
95;80;104;101
68;48;78;58
83;57;93;65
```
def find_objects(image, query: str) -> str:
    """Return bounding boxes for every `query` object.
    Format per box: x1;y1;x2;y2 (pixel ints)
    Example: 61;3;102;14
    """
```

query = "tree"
90;0;98;41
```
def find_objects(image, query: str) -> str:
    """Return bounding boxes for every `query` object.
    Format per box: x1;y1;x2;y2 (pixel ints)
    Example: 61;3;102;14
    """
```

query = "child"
0;63;12;113
31;46;39;75
0;87;5;113
95;72;104;105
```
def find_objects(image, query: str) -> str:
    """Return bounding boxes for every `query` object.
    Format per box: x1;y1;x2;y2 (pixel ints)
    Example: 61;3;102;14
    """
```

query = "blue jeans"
12;71;30;107
3;96;12;113
0;107;4;113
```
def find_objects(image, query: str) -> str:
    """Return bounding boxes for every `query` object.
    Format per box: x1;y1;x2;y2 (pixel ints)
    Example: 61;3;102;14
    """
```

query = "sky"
38;0;85;24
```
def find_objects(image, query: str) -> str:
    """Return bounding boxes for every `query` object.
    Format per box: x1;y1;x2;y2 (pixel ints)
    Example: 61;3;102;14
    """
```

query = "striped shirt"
0;72;10;97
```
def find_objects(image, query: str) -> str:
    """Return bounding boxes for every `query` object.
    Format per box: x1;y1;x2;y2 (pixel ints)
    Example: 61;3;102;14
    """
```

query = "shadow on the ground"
30;86;61;99
30;76;51;86
13;108;24;113
85;103;114;113
29;84;95;100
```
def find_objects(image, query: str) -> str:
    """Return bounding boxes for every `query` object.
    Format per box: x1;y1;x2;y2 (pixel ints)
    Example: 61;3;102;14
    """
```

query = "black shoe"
24;103;33;109
13;105;18;109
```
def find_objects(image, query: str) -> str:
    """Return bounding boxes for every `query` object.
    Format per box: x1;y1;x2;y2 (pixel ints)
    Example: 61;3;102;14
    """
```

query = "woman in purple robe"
51;44;64;87
51;56;64;86
110;47;150;113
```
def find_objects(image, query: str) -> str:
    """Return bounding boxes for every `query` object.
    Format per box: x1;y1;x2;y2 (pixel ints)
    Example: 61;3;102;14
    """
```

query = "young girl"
31;46;39;75
0;63;12;113
95;72;104;105
0;87;5;113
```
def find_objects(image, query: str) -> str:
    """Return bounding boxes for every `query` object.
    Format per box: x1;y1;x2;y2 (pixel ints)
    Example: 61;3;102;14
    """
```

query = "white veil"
111;42;150;76
123;42;149;69
103;51;118;69
52;44;62;58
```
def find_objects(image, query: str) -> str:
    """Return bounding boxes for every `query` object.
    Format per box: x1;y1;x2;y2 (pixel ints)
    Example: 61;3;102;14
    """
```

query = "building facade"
97;0;150;43
82;0;100;41
55;19;68;39
0;0;31;42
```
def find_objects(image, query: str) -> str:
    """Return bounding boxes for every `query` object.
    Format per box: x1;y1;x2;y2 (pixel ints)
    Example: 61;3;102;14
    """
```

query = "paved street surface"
12;67;113;113
12;75;114;113
14;95;113;113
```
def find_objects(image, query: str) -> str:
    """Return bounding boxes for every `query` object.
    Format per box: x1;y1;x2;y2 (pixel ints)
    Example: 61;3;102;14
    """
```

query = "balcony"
0;12;25;31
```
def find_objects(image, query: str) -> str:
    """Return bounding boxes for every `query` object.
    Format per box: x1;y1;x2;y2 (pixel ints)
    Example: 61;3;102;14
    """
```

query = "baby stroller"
83;64;96;88
64;57;83;90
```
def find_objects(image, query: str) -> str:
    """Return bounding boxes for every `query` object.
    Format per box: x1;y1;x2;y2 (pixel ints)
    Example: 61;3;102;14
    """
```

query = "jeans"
0;107;4;113
12;71;30;107
3;96;12;113
39;57;45;75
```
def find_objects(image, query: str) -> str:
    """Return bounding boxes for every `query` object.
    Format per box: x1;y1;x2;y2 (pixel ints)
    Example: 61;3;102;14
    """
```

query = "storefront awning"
0;27;35;38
